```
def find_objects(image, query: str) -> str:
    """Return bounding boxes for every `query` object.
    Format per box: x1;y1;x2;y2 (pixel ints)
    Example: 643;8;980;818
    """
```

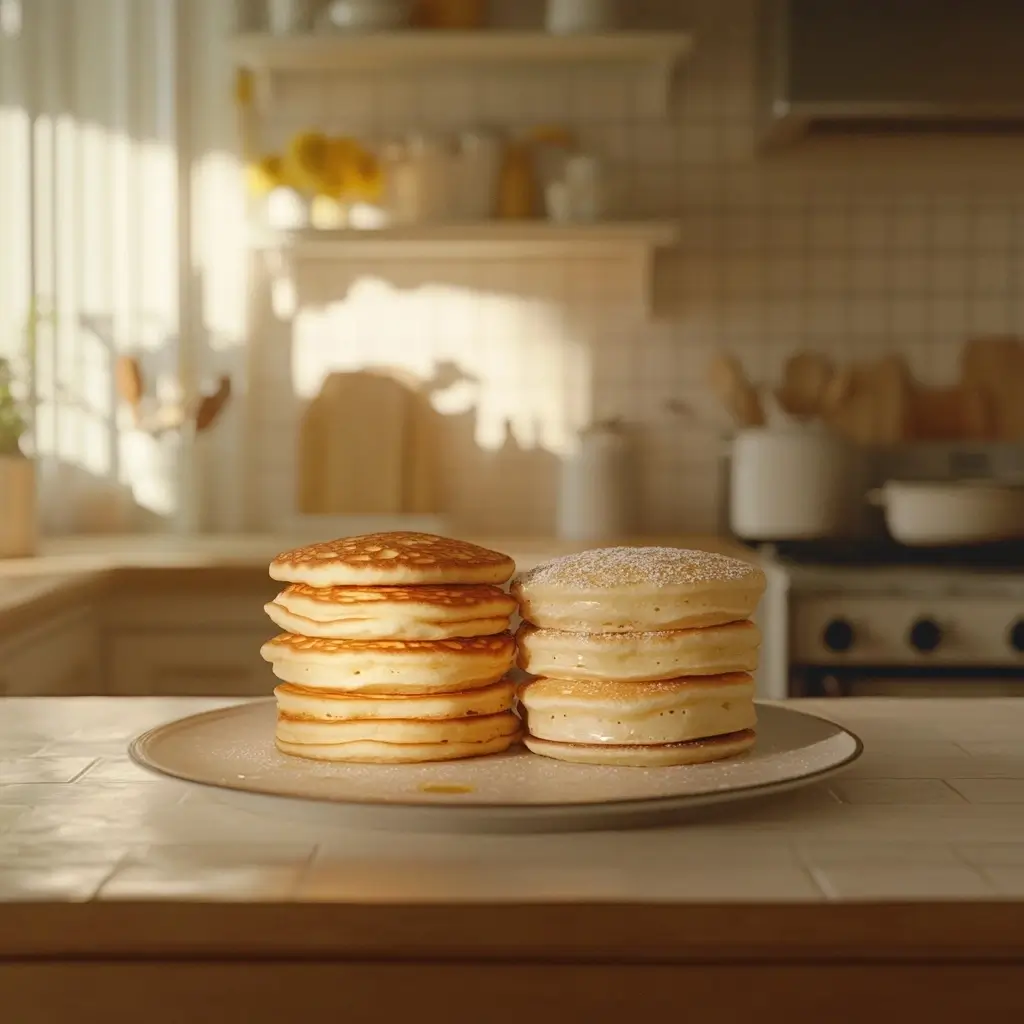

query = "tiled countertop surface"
2;697;1024;913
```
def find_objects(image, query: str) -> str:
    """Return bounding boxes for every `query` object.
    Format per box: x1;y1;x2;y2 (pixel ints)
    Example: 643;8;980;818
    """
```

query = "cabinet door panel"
0;611;100;696
110;630;274;696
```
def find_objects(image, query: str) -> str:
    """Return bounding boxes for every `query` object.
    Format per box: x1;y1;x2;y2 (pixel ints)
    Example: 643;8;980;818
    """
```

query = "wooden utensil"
821;364;872;445
195;376;232;433
114;355;144;422
821;356;911;446
707;354;765;429
778;351;833;420
961;337;1024;440
870;354;912;445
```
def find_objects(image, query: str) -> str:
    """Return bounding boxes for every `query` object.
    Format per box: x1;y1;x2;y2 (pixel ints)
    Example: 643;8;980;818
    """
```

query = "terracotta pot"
414;0;487;28
0;455;36;557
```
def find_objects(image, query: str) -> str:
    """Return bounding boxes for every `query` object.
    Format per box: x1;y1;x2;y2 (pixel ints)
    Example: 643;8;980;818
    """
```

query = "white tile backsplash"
245;0;1024;535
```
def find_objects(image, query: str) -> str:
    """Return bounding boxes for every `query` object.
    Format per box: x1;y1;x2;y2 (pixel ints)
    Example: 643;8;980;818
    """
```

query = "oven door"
797;666;1024;697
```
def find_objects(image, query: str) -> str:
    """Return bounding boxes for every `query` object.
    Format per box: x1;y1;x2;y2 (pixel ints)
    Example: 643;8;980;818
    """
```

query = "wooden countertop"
0;534;754;635
4;697;1024;1019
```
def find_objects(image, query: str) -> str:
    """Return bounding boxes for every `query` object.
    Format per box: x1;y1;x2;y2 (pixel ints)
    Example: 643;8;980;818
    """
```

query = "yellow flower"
346;149;383;202
246;155;286;197
286;132;334;193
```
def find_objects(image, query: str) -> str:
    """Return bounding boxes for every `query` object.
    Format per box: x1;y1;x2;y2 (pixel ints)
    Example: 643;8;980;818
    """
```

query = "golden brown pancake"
276;709;520;747
276;729;521;764
274;678;515;721
269;532;516;587
260;632;516;694
512;546;765;632
265;582;516;640
515;620;761;682
523;729;757;767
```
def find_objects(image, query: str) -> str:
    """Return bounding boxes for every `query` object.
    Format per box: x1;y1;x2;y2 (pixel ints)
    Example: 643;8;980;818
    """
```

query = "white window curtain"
0;0;247;535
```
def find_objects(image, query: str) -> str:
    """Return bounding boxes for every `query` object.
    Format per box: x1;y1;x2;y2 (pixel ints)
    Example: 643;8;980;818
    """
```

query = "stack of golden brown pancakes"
513;547;767;767
261;533;520;763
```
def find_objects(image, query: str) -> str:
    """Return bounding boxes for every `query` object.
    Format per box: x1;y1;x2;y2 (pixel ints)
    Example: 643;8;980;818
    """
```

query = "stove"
747;441;1024;698
756;541;1024;700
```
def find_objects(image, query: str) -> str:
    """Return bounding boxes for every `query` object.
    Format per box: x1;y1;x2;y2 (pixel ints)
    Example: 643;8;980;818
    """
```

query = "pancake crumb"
515;547;759;590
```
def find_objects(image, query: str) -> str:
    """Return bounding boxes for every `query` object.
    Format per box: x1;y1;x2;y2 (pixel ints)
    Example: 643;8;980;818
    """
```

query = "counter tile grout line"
289;844;324;899
88;849;136;902
795;860;828;902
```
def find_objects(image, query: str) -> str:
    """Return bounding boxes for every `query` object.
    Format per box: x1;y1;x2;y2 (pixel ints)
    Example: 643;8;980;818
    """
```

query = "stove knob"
1009;620;1024;653
909;618;943;653
822;618;855;653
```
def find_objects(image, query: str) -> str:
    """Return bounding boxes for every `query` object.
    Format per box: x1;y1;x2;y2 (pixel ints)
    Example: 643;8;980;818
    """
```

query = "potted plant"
0;330;36;558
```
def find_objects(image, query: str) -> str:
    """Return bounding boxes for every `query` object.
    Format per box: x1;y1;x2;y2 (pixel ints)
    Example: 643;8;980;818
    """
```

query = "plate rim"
129;700;864;814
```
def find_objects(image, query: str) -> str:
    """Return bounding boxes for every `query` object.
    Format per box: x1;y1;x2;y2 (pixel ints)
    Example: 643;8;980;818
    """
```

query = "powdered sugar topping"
515;547;760;591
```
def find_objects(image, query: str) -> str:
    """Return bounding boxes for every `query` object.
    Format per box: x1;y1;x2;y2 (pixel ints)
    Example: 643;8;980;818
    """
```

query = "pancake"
276;709;520;747
270;532;515;587
512;546;765;632
260;632;516;694
274;679;515;721
515;620;760;682
517;673;756;746
523;729;757;768
265;583;516;640
276;730;520;764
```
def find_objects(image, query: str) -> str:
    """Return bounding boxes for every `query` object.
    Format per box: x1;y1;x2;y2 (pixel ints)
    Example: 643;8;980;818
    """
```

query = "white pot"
546;0;617;33
729;425;866;541
868;480;1024;546
0;455;36;557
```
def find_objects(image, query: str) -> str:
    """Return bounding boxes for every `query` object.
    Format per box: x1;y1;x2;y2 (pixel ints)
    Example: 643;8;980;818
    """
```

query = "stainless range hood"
759;0;1024;146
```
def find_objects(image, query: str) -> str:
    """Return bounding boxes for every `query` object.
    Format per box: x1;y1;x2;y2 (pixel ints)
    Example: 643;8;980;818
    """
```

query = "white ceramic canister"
454;130;501;221
267;0;321;34
400;134;452;224
729;424;866;541
546;0;617;34
556;419;629;541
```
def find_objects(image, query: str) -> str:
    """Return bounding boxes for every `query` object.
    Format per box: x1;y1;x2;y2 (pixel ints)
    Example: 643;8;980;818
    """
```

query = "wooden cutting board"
961;337;1024;440
298;371;411;515
822;356;911;445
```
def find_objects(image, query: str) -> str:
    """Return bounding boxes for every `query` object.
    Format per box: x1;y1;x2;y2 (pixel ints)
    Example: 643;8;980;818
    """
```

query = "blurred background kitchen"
1;0;1024;702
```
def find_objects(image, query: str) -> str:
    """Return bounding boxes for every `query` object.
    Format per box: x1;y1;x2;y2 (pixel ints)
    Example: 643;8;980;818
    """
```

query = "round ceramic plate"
130;701;861;833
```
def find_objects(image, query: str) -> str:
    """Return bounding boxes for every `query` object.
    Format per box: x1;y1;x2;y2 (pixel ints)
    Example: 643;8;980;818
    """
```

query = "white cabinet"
0;609;100;696
103;588;278;697
109;629;275;696
0;579;279;697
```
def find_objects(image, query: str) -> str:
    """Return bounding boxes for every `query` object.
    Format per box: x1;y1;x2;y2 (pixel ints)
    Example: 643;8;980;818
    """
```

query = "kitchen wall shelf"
230;31;692;116
251;220;679;257
253;220;680;316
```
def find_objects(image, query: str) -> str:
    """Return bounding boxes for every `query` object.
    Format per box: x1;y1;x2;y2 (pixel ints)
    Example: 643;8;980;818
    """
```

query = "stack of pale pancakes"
260;533;521;763
512;546;767;767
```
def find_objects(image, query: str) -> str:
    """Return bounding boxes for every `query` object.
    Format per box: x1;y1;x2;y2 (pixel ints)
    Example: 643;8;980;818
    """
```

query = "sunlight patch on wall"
291;273;593;457
193;149;247;350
